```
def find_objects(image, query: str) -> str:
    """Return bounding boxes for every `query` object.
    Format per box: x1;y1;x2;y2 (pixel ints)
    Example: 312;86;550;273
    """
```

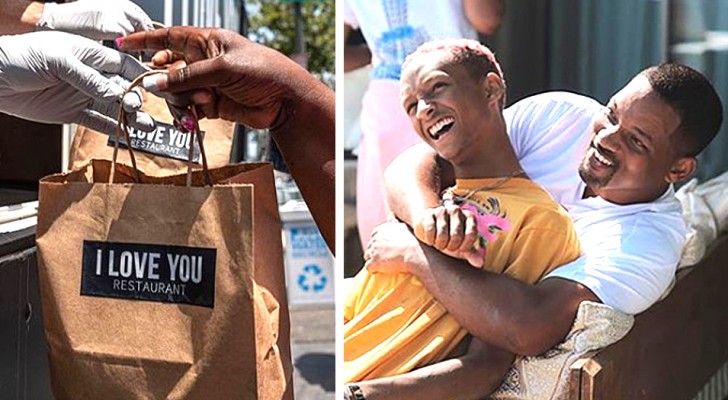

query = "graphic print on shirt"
373;0;430;80
442;190;511;260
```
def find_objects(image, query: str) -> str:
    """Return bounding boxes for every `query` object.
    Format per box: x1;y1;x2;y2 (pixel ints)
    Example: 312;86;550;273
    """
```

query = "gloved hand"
37;0;154;40
0;31;155;135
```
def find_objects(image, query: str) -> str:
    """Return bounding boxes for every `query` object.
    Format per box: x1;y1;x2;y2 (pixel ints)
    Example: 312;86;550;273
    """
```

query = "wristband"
347;384;366;400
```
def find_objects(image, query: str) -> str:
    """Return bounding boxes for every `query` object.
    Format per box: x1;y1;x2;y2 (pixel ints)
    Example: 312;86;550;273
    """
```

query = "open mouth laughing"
427;116;455;140
587;143;617;172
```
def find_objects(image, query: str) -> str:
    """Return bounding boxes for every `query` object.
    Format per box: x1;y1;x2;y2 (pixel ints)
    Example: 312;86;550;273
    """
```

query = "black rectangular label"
81;240;216;308
107;122;205;163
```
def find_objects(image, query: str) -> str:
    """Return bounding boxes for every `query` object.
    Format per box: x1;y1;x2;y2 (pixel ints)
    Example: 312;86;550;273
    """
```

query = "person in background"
344;0;505;250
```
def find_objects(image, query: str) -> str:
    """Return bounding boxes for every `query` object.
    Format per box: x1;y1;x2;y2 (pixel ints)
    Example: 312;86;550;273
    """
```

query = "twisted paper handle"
111;69;212;187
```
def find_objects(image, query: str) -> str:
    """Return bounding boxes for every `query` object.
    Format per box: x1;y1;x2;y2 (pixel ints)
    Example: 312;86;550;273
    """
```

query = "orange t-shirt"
344;177;581;382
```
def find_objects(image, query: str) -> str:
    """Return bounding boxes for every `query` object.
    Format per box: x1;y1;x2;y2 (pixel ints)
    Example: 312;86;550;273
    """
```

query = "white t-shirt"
343;0;477;80
504;92;687;315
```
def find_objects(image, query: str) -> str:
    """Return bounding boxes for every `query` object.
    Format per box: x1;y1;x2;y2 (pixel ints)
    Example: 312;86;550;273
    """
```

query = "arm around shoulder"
406;244;599;355
384;143;453;226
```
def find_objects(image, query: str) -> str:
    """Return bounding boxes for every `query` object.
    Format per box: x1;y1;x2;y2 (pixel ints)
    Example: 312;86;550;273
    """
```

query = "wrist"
34;1;60;31
23;1;45;29
270;76;332;134
402;243;426;276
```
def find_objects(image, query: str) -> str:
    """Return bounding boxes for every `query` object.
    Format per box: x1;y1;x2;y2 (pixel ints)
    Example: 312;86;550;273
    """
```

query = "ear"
665;156;697;183
482;72;505;107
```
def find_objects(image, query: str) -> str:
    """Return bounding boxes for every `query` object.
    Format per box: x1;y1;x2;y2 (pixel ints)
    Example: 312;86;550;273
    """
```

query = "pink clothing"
356;79;422;247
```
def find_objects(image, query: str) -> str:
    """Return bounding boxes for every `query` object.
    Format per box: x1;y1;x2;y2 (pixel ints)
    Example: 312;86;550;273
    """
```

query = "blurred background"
343;0;728;275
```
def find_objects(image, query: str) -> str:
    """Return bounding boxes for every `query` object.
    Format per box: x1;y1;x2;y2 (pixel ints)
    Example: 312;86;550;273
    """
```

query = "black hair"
641;63;723;156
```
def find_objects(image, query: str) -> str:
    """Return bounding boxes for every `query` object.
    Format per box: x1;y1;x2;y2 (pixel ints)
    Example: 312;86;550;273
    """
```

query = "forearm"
411;245;592;355
344;44;371;72
270;76;335;253
355;340;514;400
0;0;42;34
463;0;505;35
384;144;451;226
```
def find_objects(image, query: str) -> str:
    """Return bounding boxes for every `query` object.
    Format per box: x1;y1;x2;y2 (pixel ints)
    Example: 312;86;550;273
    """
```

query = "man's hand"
0;31;154;134
120;27;314;129
364;222;427;275
37;0;154;40
415;205;484;267
120;26;335;252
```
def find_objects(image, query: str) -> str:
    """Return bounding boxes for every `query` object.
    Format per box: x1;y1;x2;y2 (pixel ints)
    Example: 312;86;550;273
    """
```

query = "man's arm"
344;24;371;72
353;339;514;400
366;222;599;356
384;143;454;225
385;144;481;254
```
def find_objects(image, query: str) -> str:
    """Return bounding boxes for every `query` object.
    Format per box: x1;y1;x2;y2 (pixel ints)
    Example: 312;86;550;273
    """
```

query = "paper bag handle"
110;70;212;187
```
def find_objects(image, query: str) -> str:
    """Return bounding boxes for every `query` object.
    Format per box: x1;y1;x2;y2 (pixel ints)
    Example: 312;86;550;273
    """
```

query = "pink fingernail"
115;37;123;49
181;116;196;131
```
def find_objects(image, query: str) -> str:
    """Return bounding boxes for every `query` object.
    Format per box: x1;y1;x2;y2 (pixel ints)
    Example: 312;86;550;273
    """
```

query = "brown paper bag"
36;160;292;399
69;90;235;175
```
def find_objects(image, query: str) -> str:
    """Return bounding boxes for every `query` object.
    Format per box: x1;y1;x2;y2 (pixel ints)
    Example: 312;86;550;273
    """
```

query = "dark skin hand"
119;27;335;252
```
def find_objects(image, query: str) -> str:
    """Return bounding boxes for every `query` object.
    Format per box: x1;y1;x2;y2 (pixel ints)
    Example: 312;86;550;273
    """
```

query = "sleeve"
343;0;360;29
543;216;684;315
504;92;602;160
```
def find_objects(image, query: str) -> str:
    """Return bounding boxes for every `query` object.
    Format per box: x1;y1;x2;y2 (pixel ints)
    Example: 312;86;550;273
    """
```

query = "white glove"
37;0;154;40
0;31;155;135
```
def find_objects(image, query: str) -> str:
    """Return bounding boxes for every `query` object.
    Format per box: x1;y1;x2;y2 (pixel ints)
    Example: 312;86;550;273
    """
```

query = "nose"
594;124;622;153
415;99;434;119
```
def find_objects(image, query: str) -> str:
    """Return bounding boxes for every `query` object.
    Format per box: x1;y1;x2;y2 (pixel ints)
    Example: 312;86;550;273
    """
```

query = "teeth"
594;149;613;166
428;117;454;138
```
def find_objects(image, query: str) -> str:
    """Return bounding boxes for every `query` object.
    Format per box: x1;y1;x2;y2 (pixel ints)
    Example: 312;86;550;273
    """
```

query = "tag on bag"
106;121;206;163
69;89;234;175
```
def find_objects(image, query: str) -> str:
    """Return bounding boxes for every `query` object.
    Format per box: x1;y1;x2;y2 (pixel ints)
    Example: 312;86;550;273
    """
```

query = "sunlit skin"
579;75;695;204
399;52;520;180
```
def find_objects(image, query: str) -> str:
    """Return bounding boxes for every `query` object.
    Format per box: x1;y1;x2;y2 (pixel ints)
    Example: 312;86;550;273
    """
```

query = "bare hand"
120;27;311;129
364;222;426;275
414;205;484;267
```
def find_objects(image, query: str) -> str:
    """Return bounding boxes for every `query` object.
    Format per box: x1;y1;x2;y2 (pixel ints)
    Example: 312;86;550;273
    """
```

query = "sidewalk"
290;305;335;399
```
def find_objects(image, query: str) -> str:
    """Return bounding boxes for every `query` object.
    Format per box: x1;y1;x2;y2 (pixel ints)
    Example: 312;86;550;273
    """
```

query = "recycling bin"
279;201;334;307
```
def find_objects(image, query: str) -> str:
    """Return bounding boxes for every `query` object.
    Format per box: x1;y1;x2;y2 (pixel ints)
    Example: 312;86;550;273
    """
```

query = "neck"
451;123;523;180
582;184;670;204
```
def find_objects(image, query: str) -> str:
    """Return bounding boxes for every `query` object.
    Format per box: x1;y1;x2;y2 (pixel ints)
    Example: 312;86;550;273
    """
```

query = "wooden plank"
579;234;728;400
579;359;601;400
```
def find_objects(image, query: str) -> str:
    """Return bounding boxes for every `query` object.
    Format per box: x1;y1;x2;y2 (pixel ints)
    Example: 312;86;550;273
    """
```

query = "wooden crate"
568;234;728;400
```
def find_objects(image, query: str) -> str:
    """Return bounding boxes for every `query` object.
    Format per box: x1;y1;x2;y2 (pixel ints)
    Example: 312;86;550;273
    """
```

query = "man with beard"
353;63;723;399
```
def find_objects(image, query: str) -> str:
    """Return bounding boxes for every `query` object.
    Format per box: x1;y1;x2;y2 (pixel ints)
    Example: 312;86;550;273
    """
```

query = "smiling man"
344;39;582;399
354;63;723;399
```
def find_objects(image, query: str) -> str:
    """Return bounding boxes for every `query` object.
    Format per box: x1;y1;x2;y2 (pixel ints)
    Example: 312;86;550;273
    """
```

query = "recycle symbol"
297;264;327;292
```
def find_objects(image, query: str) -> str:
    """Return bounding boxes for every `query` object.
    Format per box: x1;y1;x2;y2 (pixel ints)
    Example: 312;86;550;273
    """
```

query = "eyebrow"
610;101;653;144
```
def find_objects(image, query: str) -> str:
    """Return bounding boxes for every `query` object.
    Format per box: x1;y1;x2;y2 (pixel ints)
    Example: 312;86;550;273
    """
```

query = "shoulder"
546;209;685;314
504;91;602;154
505;91;603;123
